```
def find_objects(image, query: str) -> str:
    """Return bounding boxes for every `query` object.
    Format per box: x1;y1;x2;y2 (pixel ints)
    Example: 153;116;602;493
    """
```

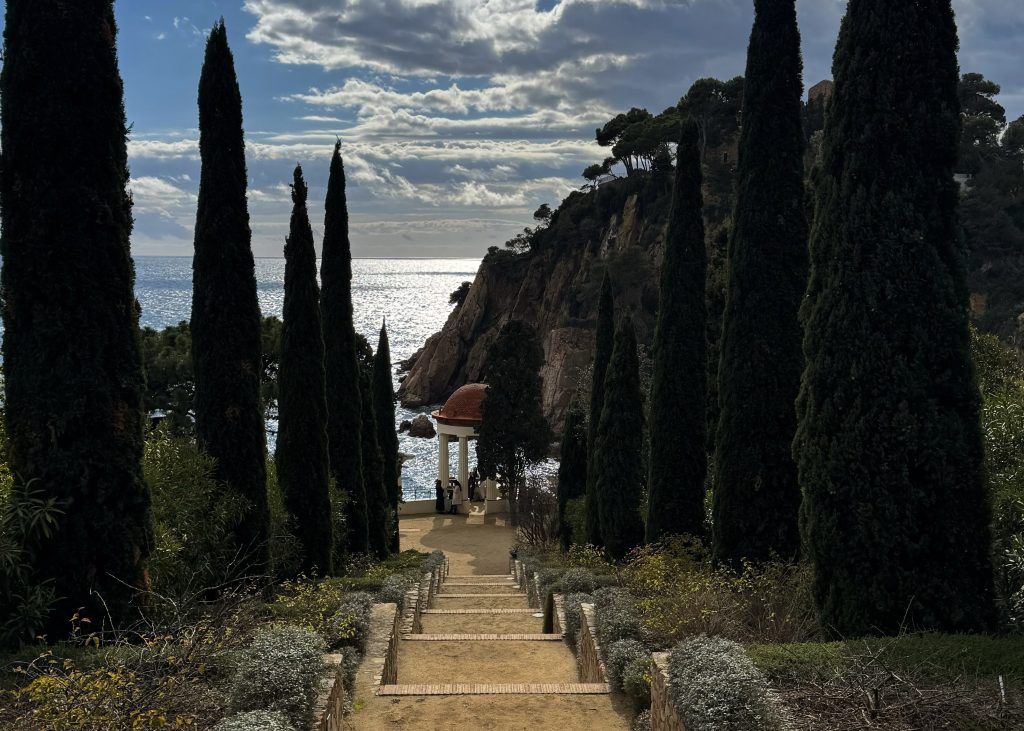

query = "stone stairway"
380;572;610;696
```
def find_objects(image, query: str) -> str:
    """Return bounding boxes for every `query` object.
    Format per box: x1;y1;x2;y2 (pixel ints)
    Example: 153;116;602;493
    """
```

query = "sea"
136;256;480;502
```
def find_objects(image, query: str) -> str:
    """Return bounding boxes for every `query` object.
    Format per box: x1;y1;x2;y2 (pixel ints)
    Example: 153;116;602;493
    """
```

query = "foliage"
144;425;249;599
712;0;806;568
565;544;615;574
373;324;401;553
795;0;995;635
606;638;649;692
678;76;744;159
621;653;652;712
214;711;295;731
276;165;333;577
667;635;788;731
1;0;152;634
647;118;707;542
227;625;324;728
448;281;472;308
564;497;588;549
192;20;268;572
595;107;678;177
560;567;598;595
594;315;646;560
376;573;418;608
593;587;647;647
320;141;369;557
586;273;615;546
270;580;371;650
557;406;588;550
631;709;651;731
0;480;62;648
266;459;302;582
624;537;818;646
477;321;552;518
355;335;390;559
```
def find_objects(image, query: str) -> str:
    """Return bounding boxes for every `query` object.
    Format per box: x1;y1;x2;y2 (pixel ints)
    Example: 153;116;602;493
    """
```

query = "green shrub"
271;580;371;650
594;587;647;646
564;496;587;546
214;710;296;731
228;625;325;728
667;635;787;731
376;573;417;608
606;639;648;691
621;654;652;710
631;708;651;731
561;567;598;595
334;592;373;653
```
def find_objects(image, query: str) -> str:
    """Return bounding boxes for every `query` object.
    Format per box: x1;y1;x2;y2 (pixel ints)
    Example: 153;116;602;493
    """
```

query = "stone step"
403;634;559;641
421;608;535;614
398;639;577;685
443;582;517;587
431;595;528;609
435;592;522;598
446;574;514;579
378;683;611;696
419;612;543;635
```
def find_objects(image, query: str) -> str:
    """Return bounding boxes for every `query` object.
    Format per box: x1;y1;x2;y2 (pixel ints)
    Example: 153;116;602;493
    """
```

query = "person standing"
434;479;445;514
450;480;463;514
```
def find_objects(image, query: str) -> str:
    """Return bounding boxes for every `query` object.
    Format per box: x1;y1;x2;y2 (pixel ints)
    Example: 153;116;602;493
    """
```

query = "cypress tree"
585;273;615;546
0;0;151;633
357;337;390;559
372;322;401;553
191;21;268;568
556;405;588;551
712;0;807;567
594;315;646;561
795;0;995;635
275;165;333;576
321;142;369;555
646;118;707;542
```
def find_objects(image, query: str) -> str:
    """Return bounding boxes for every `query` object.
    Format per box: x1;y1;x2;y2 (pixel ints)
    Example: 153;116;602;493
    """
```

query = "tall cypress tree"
191;21;268;568
795;0;995;635
585;273;615;546
276;166;333;576
321;142;369;555
594;314;646;561
0;0;151;633
557;405;588;551
372;322;401;553
357;337;390;559
712;0;807;568
646;118;707;543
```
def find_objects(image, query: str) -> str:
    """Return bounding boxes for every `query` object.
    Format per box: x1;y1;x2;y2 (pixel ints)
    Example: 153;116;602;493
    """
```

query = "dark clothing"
435;482;445;513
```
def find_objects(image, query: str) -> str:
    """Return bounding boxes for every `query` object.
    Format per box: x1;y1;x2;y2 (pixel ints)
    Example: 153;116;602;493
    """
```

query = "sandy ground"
432;595;530;609
419;614;544;634
349;695;632;730
398;514;516;575
438;584;522;594
399;641;578;684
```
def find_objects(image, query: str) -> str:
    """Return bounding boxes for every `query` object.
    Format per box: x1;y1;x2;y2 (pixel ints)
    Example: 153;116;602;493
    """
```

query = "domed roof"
432;383;488;426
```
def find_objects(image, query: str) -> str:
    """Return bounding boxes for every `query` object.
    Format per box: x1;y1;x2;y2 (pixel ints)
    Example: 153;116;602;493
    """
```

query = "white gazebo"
431;383;504;513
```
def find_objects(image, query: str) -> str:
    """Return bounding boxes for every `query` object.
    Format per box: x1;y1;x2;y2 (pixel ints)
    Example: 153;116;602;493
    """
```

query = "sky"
34;0;1024;258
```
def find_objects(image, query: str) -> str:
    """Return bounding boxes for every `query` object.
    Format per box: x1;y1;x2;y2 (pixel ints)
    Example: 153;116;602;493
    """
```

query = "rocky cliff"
399;178;673;433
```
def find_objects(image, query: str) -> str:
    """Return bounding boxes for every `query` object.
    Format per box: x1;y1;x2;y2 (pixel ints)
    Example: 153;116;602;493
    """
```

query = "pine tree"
373;322;401;553
321;142;369;555
585;273;615;546
712;0;807;567
357;336;390;559
556;405;588;551
191;21;268;568
275;165;333;576
0;0;151;633
646;118;707;543
594;315;646;561
795;0;995;635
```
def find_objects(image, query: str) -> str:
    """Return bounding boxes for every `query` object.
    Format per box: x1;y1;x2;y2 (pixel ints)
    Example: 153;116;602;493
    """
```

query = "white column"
458;436;469;490
438;431;450;487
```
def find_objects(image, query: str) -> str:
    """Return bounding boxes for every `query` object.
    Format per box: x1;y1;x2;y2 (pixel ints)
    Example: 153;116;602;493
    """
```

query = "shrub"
594;587;647;646
564;496;588;546
667;635;787;731
631;708;652;731
228;625;325;728
561;567;598;595
271;580;371;650
376;573;417;608
214;710;296;731
606;639;648;691
621;654;652;710
334;592;373;653
563;592;593;653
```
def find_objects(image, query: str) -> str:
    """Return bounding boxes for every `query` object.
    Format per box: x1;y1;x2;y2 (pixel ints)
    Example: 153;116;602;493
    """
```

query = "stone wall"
552;594;566;637
577;603;607;683
650;653;685;731
312;653;347;731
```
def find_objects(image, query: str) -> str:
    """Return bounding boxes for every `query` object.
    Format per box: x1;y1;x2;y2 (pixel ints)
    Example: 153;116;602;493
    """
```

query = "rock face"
400;182;669;433
406;414;436;439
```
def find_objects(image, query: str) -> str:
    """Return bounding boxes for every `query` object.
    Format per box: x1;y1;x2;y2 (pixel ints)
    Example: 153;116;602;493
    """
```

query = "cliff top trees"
191;20;268;569
321;142;369;556
276;165;333;576
712;0;807;568
1;0;151;635
795;0;995;635
595;314;646;560
586;273;615;546
477;320;551;514
646;117;707;543
373;322;401;553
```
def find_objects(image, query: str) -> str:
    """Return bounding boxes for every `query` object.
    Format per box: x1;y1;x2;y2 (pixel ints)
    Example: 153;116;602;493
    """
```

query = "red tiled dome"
432;383;487;426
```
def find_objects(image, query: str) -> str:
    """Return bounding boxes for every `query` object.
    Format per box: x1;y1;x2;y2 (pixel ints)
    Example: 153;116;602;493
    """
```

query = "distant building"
808;79;834;103
953;172;974;191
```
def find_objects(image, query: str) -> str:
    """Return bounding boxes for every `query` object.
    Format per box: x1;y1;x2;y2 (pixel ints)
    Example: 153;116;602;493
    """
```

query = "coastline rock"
398;419;412;433
407;414;436;439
